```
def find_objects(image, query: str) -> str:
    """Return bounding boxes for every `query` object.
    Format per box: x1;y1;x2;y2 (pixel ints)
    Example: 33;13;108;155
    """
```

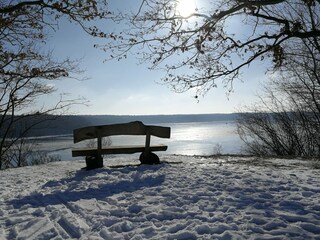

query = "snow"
1;155;320;239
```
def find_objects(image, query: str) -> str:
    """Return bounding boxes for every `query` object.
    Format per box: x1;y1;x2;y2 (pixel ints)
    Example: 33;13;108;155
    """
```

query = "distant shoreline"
5;113;238;138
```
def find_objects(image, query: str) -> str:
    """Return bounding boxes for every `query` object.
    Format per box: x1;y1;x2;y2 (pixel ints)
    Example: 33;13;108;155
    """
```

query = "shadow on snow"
8;165;165;209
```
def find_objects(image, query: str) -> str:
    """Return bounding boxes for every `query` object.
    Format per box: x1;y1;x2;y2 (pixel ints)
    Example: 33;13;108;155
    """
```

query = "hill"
3;113;238;137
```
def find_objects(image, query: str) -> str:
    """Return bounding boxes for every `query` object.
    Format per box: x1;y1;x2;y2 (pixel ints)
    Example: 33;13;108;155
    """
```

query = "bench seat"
72;144;168;157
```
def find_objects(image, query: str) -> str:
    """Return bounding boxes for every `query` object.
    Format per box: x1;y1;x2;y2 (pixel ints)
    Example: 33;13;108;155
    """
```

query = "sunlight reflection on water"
44;121;242;160
166;121;241;155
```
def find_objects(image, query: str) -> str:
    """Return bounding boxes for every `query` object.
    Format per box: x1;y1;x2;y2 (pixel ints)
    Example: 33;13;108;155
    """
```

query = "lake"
35;120;243;161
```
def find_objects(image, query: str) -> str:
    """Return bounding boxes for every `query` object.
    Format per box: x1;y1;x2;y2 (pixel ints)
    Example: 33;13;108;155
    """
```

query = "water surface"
36;121;243;160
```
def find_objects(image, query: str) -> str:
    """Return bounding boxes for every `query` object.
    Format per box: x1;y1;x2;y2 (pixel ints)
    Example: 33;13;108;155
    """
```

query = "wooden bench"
72;121;170;169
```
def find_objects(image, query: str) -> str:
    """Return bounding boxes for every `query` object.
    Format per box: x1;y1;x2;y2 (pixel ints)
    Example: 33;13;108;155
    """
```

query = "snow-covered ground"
1;155;320;239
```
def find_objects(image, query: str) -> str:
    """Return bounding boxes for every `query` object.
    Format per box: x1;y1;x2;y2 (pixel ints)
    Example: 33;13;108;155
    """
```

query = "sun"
176;0;196;18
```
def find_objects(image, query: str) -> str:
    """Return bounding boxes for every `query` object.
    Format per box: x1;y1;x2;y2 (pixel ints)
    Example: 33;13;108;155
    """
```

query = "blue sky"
43;0;268;115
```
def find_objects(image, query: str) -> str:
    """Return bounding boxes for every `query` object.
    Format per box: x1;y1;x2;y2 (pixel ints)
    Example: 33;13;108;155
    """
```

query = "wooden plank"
73;121;170;143
97;133;102;159
147;125;171;139
72;144;168;157
145;129;151;154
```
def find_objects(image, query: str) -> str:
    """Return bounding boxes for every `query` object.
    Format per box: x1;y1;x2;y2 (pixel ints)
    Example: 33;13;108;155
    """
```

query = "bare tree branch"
102;0;320;95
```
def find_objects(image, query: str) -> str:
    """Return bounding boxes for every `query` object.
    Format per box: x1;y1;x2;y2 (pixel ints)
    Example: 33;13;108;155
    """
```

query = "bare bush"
85;137;112;148
213;143;223;156
237;43;320;158
1;139;61;169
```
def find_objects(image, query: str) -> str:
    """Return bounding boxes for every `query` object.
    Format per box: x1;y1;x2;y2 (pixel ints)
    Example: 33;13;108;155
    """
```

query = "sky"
42;0;269;115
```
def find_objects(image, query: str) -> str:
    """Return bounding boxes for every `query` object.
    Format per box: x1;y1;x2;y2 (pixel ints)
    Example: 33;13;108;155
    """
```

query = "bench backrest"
73;121;171;143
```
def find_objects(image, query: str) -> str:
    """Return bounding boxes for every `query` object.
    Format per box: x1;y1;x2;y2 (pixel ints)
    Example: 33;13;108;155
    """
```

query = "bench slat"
72;144;168;157
73;121;170;143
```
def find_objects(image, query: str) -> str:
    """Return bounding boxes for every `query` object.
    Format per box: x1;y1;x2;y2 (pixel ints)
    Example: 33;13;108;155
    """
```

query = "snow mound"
1;155;320;239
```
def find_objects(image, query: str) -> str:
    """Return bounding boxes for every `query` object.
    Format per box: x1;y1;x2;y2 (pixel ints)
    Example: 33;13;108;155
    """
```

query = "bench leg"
85;155;103;170
139;152;160;165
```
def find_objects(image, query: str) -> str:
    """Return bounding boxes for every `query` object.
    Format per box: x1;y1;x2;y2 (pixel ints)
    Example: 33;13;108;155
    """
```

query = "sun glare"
176;0;196;18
